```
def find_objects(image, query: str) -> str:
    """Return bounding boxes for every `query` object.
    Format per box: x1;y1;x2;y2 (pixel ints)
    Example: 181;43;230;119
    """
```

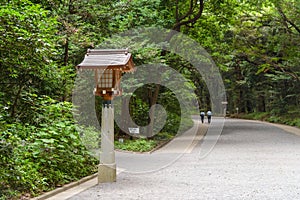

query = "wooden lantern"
77;49;135;100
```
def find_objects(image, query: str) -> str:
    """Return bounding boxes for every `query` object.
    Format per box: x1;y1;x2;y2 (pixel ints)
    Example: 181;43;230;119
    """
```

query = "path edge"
31;173;97;200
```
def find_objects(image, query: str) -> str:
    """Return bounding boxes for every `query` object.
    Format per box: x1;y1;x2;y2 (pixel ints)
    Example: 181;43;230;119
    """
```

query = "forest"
0;0;299;199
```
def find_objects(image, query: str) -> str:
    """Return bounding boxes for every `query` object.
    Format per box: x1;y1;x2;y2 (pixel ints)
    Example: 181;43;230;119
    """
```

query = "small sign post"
128;127;140;134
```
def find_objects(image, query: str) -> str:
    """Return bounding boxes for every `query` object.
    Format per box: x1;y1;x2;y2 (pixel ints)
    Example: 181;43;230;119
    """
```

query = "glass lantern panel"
98;69;113;88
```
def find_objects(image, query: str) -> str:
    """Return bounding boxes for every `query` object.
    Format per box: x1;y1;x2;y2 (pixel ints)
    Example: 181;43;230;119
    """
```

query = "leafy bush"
236;112;300;129
0;95;97;199
153;132;174;141
115;138;157;152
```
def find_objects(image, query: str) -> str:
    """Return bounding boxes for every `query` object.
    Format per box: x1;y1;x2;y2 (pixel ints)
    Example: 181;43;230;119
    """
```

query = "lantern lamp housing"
77;49;135;100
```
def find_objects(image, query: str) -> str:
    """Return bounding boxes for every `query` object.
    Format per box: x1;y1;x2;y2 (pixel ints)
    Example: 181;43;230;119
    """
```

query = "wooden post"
98;102;116;183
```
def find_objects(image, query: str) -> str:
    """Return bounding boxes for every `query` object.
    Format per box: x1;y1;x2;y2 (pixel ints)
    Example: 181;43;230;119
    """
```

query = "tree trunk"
11;85;23;118
145;0;205;137
147;84;160;137
120;97;129;137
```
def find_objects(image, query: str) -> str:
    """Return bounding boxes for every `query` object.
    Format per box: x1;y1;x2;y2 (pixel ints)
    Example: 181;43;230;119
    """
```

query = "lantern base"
98;163;116;183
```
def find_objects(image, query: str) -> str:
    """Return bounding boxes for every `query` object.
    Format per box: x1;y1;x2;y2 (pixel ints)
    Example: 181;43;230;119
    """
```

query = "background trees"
0;0;60;119
222;0;300;121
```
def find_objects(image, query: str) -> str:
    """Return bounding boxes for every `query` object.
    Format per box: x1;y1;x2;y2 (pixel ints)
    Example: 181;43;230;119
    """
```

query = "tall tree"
0;0;59;120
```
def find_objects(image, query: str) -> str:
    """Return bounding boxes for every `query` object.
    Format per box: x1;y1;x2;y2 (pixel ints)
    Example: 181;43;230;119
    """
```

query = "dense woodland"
0;0;299;199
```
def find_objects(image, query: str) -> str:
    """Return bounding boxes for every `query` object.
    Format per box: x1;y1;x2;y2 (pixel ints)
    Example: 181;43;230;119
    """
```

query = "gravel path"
69;118;300;200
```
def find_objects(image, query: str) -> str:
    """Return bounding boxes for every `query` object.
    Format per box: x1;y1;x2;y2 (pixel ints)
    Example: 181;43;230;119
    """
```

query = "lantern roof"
77;49;134;72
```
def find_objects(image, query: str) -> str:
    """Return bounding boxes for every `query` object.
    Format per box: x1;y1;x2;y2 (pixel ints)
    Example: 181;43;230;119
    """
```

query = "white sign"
128;127;139;134
221;101;228;105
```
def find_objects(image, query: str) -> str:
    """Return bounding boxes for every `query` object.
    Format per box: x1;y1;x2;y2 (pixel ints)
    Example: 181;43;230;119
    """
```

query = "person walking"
207;110;212;123
200;111;205;123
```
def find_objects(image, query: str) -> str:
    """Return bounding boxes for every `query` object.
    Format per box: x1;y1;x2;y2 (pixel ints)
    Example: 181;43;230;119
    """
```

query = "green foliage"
153;132;174;141
240;112;270;121
214;0;300;115
115;138;158;152
236;111;300;128
0;96;97;199
1;0;300;198
109;0;168;31
77;126;100;151
0;0;66;119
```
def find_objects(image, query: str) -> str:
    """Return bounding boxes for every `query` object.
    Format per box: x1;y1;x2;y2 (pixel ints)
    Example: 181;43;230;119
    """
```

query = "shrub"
115;138;157;152
0;95;97;199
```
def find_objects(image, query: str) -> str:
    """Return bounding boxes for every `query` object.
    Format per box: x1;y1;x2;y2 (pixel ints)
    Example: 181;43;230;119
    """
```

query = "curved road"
69;118;300;200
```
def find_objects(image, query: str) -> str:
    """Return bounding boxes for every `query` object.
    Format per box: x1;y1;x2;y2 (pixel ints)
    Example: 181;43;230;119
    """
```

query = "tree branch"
175;0;179;22
177;0;195;22
173;0;204;31
277;6;300;34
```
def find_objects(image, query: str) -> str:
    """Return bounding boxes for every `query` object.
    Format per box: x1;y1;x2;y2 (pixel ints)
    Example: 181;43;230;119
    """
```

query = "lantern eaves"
77;49;134;72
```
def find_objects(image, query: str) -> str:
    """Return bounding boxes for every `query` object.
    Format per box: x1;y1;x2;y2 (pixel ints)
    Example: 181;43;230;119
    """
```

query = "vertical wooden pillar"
98;102;116;183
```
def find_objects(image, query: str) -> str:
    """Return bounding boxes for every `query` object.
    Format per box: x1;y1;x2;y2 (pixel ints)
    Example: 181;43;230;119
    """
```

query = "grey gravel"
69;118;300;200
